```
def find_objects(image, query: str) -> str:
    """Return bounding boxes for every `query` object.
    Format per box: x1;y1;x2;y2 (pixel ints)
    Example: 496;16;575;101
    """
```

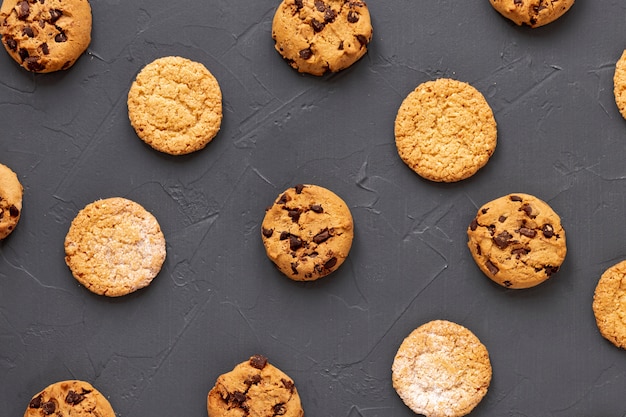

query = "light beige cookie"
392;320;492;417
467;193;567;289
207;354;304;417
127;56;223;155
64;197;166;297
24;380;115;417
0;0;92;72
0;162;23;239
592;260;626;349
489;0;574;28
614;50;626;120
261;184;353;281
272;0;373;76
395;78;497;182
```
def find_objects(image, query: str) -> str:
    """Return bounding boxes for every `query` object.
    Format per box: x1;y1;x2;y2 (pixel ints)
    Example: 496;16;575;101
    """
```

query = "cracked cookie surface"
395;78;497;182
24;380;115;417
207;354;304;417
467;193;566;289
0;162;23;240
261;184;353;281
127;56;223;155
392;320;492;417
489;0;574;28
271;0;373;76
64;197;166;297
0;0;92;72
593;260;626;350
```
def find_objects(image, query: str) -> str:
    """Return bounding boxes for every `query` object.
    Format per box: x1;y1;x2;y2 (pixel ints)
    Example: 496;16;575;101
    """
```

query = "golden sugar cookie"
593;260;626;349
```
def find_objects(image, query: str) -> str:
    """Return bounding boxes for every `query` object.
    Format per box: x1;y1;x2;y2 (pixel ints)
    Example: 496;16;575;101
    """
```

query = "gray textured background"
2;0;626;416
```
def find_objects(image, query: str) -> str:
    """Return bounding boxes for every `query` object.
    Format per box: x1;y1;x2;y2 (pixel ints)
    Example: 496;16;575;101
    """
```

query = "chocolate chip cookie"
24;380;115;417
592;260;626;349
392;320;492;417
207;354;304;417
489;0;574;28
0;0;92;72
261;184;353;281
613;50;626;120
395;78;497;182
272;0;373;76
0;162;23;240
467;193;567;289
64;197;166;297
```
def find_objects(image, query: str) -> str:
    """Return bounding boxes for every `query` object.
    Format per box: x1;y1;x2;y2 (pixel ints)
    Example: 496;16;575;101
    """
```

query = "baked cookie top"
261;184;353;281
0;162;23;240
392;320;492;417
207;354;304;417
614;50;626;120
64;197;166;297
395;78;497;182
272;0;373;76
24;380;115;417
489;0;574;28
0;0;92;72
593;260;626;349
467;193;567;289
127;56;223;155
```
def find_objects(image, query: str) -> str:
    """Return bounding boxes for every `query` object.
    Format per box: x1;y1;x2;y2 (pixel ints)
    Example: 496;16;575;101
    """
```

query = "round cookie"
392;320;492;417
207;354;304;417
613;50;626;120
261;184;353;281
395;78;497;182
64;197;166;297
24;380;115;417
0;162;23;239
467;193;567;289
271;0;373;76
489;0;574;28
0;0;92;72
127;56;223;155
592;260;626;349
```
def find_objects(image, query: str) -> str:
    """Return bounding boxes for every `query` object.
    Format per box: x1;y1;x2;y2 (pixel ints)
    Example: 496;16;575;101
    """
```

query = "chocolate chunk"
338;40;344;50
295;184;304;194
313;229;330;244
514;0;523;4
65;390;86;405
347;11;360;23
356;34;368;46
228;391;247;407
295;0;303;10
518;227;536;238
493;231;512;249
38;19;45;28
246;374;262;385
510;195;523;202
314;0;325;12
49;9;63;23
324;257;337;269
278;193;289;204
22;26;34;37
29;395;43;408
262;228;274;238
299;48;313;60
18;48;29;61
476;244;481;255
485;260;499;275
25;57;44;72
520;204;534;217
5;36;17;51
311;18;325;32
288;209;301;222
289;235;303;250
17;1;30;20
542;224;555;238
481;208;489;214
41;401;56;415
281;378;295;392
503;280;513;287
487;225;496;236
324;8;337;22
55;31;67;43
498;215;507;223
249;354;268;369
469;218;478;231
291;262;298;275
274;403;287;415
511;248;530;258
544;265;559;276
310;204;323;213
279;231;289;240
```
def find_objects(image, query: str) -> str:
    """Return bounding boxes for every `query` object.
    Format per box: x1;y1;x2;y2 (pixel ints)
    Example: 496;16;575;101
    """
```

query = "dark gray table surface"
2;0;626;416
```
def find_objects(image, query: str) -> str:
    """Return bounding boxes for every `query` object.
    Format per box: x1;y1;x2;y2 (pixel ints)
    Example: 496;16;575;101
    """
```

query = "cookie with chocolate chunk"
613;50;626;120
272;0;373;76
0;162;23;240
489;0;574;28
261;184;353;281
0;0;92;72
592;260;626;349
207;354;304;417
64;197;166;297
24;380;115;417
467;193;567;289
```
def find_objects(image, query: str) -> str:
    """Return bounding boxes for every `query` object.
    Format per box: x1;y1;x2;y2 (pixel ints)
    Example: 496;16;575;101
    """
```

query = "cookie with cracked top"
64;197;166;297
0;162;23;240
207;354;304;417
395;78;497;182
24;380;115;417
489;0;574;28
127;56;223;155
271;0;373;76
0;0;92;72
392;320;492;417
593;260;626;349
467;193;567;289
261;184;353;281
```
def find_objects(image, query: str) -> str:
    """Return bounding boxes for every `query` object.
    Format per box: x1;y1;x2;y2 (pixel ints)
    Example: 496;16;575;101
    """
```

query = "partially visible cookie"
24;380;115;417
261;184;353;281
207;354;304;417
0;162;23;240
127;56;223;155
392;320;492;417
64;197;166;297
489;0;574;28
467;193;567;289
614;50;626;120
593;260;626;349
0;0;92;72
395;78;497;182
272;0;373;76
